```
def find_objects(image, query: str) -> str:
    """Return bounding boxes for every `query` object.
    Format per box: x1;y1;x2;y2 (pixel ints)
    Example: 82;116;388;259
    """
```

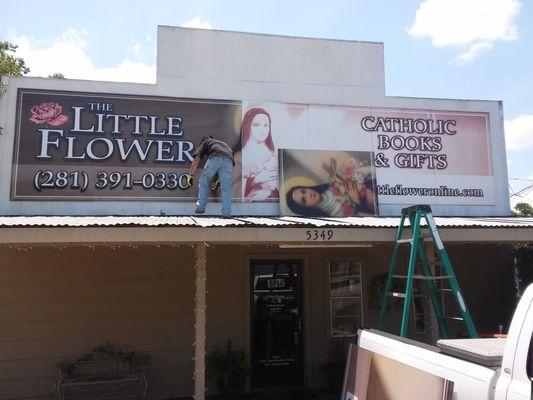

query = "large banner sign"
12;89;242;200
11;90;495;215
240;102;494;217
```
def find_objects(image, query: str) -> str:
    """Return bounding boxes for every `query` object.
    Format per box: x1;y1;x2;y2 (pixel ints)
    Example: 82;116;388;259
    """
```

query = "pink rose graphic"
29;102;69;126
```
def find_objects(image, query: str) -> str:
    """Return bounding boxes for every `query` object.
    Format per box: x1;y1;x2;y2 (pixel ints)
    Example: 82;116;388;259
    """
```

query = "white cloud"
505;114;533;151
506;116;533;208
408;0;521;63
12;28;155;84
454;42;493;64
90;59;156;83
131;42;142;56
181;17;213;30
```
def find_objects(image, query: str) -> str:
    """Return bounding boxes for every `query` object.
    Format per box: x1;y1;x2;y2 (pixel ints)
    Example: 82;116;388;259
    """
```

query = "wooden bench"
55;344;150;400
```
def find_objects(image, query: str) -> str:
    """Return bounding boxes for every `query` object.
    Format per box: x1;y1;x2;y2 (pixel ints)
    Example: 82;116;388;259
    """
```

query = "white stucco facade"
0;26;510;216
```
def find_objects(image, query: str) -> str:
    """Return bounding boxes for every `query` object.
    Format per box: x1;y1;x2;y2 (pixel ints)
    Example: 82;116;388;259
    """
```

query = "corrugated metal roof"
0;215;532;228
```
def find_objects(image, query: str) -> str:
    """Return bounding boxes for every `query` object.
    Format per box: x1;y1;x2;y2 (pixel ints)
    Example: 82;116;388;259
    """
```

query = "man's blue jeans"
197;156;233;216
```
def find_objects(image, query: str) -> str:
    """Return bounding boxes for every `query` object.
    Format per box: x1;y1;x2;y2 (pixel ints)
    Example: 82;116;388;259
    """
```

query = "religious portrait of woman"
241;107;279;202
284;155;378;217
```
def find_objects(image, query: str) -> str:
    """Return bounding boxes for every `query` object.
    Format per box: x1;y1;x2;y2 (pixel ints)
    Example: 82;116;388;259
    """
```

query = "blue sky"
2;0;532;207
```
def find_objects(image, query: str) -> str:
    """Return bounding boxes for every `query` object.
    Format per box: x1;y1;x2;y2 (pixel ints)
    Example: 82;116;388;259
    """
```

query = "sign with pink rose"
11;89;242;201
29;102;69;126
11;90;501;215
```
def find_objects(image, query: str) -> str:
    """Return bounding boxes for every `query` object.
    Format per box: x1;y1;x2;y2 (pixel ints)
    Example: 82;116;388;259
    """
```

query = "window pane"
332;316;361;337
331;298;361;318
329;259;363;337
330;277;361;297
329;261;361;297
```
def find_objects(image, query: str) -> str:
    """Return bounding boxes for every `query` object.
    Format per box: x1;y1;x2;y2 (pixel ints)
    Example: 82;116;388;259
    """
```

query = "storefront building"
0;26;531;399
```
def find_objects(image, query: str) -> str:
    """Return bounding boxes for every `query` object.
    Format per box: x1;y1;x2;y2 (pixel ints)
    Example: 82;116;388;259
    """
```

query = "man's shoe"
195;206;205;214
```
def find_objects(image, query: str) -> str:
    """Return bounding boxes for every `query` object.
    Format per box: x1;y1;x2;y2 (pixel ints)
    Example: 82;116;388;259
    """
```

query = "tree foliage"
511;202;533;298
0;41;30;81
0;41;30;133
48;72;65;79
513;202;533;217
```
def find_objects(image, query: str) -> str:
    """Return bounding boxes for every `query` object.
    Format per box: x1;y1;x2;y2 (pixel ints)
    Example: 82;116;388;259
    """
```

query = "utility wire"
509;179;533;198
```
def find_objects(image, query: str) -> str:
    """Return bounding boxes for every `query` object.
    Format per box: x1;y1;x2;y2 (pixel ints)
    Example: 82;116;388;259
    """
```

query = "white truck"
356;283;533;399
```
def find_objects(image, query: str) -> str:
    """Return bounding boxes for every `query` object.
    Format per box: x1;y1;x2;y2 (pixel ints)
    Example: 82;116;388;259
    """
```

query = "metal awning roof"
0;215;532;244
1;215;533;228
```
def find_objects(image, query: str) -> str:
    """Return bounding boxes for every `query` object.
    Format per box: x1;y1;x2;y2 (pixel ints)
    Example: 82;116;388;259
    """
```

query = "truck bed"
358;329;500;400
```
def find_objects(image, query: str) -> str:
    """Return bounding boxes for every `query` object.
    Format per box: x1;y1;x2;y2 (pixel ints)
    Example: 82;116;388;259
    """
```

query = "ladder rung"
397;234;432;244
420;275;453;280
389;292;406;298
402;205;432;215
397;238;414;244
438;315;464;321
388;292;423;298
392;274;453;280
432;288;453;293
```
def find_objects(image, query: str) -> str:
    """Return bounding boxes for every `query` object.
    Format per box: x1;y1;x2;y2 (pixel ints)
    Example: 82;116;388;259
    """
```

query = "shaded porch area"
0;215;531;399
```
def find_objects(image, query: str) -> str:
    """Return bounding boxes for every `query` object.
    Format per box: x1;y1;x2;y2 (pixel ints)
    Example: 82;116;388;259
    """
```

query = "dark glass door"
251;260;303;388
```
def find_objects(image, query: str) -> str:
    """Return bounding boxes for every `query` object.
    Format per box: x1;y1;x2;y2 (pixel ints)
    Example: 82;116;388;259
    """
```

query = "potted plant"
206;340;251;398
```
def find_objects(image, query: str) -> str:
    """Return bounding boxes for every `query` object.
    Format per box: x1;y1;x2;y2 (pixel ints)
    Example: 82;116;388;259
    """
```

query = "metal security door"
251;260;303;388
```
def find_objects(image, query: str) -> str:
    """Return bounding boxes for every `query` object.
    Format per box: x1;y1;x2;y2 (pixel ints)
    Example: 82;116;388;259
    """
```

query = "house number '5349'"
305;229;334;241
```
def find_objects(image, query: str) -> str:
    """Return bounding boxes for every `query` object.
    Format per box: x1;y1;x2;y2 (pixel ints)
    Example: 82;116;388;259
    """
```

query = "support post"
425;241;441;343
193;243;207;400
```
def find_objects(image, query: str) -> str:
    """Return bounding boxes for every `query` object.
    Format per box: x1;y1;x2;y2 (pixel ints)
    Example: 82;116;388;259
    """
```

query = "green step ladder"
377;205;478;339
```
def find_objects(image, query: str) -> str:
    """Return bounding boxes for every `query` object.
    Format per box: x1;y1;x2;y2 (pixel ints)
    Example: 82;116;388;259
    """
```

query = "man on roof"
186;135;234;217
